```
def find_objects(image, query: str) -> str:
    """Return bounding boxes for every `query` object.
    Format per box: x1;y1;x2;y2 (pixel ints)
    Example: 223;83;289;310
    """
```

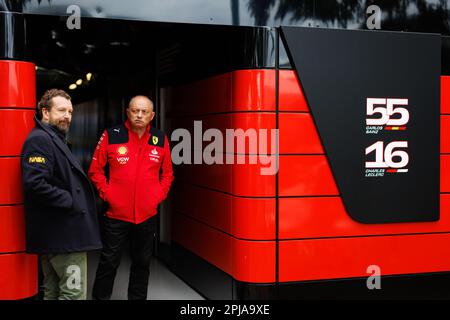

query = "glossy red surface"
0;109;35;156
0;253;37;299
0;206;26;252
0;60;35;108
0;158;23;204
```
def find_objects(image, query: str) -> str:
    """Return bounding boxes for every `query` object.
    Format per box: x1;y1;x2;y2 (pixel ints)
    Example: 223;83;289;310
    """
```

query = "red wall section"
279;155;339;196
164;69;276;115
0;109;35;155
279;233;450;282
442;155;450;193
279;113;323;154
174;156;276;197
172;212;276;283
0;60;37;299
232;70;276;111
0;61;35;108
277;73;450;283
0;158;24;204
280;194;450;239
0;254;38;300
173;183;275;240
164;69;278;282
441;76;450;114
165;70;449;285
0;206;26;252
169;113;276;154
279;70;309;111
442;115;450;153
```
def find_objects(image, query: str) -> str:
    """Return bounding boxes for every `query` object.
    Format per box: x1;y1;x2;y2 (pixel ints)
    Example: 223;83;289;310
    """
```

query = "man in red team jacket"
88;95;173;300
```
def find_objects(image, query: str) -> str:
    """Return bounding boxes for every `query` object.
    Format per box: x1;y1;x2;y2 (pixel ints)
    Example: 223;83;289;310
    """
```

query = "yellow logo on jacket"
117;146;128;155
28;156;46;164
152;136;158;145
116;146;129;165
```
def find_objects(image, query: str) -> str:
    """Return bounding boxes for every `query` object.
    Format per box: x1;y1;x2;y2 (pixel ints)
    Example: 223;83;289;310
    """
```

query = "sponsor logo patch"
149;148;160;162
117;146;128;155
28;156;46;164
117;157;129;165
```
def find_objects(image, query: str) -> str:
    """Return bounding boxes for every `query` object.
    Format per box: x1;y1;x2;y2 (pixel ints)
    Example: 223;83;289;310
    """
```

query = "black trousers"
92;215;156;300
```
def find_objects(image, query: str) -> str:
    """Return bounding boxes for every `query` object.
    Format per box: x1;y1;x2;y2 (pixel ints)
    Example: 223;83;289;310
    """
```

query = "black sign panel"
281;27;440;224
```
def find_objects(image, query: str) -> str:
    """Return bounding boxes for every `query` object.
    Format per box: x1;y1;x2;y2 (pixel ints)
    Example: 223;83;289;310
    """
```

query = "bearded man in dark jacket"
21;89;102;300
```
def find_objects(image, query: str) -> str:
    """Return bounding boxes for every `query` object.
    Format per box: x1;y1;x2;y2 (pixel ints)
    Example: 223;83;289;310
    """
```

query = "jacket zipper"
133;142;142;223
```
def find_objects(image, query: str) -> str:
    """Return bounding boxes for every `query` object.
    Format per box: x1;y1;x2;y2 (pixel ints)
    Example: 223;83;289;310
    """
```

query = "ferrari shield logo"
152;136;158;145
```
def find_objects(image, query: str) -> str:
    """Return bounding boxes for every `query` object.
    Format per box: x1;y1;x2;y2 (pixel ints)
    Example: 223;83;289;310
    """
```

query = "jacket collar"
34;115;86;177
124;119;151;139
34;115;57;137
34;115;67;143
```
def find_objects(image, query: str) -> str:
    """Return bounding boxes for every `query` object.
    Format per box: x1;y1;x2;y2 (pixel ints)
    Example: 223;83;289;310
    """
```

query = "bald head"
129;95;154;111
126;95;155;131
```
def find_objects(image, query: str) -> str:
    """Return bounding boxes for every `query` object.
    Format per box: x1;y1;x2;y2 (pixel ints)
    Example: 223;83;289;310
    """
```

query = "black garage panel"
281;26;440;224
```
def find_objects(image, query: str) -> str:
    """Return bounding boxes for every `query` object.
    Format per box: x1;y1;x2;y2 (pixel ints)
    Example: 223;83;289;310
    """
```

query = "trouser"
92;215;156;300
40;251;87;300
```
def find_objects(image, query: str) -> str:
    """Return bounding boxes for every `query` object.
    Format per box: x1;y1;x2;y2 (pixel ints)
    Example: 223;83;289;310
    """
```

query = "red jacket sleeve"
159;135;174;200
88;130;109;201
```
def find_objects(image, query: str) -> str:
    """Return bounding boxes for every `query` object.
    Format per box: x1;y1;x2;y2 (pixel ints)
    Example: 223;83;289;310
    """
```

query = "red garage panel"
169;112;276;132
279;112;323;154
166;69;313;115
0;109;35;156
169;112;276;154
0;206;26;252
173;182;275;240
165;69;276;115
279;155;339;196
175;156;276;197
279;233;450;282
0;59;36;300
0;253;37;299
0;157;23;204
233;237;276;283
172;211;232;277
164;72;232;115
441;75;450;114
0;60;35;108
230;196;275;240
278;69;309;112
232;69;275;111
279;194;450;240
442;115;450;154
442;155;450;193
172;212;275;283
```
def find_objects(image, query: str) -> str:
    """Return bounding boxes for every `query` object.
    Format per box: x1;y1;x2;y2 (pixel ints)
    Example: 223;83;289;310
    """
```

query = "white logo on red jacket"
117;157;130;165
149;148;160;162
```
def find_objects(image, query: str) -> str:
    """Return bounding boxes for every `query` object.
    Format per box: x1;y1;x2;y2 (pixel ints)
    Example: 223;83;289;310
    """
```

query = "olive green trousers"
40;251;87;300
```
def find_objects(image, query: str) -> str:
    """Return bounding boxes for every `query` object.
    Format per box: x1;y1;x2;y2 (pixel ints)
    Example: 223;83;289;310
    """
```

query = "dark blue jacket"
20;116;102;254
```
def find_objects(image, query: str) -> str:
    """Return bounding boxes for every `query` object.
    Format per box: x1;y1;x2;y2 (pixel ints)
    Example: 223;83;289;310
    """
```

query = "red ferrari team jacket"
88;120;174;224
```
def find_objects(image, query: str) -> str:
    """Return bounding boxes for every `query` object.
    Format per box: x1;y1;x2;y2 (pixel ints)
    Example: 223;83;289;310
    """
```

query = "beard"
49;118;71;133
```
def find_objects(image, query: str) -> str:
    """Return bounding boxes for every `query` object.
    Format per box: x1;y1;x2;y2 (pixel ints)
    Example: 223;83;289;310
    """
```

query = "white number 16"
365;141;409;168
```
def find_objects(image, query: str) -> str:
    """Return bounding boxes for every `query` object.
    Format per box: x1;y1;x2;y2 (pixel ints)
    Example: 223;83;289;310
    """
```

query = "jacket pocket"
70;192;86;215
106;180;129;215
135;179;162;217
68;193;79;215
